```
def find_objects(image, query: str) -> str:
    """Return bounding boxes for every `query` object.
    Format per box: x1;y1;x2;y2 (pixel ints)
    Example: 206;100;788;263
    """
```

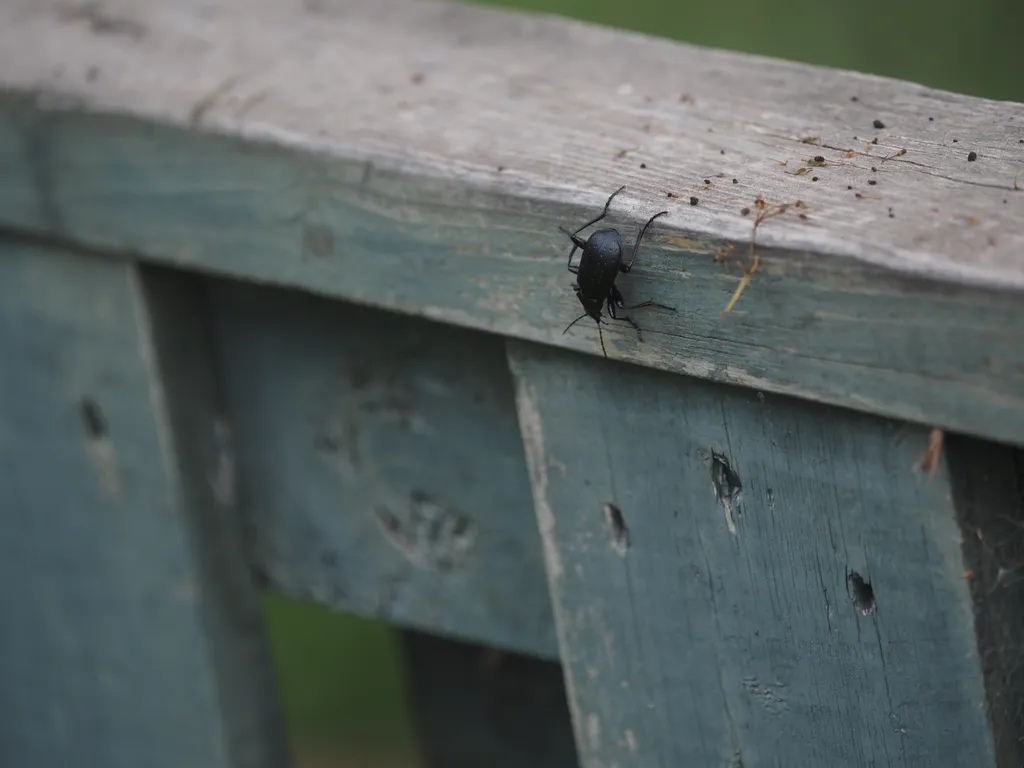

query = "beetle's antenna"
562;312;588;335
596;321;607;358
624;210;669;272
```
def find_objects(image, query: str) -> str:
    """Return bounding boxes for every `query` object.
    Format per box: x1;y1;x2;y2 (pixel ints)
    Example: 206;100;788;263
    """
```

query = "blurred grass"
262;594;420;766
468;0;1024;102
264;1;1021;765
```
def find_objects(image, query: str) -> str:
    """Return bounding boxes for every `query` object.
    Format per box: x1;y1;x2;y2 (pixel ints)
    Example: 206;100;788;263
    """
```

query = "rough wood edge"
0;0;1021;291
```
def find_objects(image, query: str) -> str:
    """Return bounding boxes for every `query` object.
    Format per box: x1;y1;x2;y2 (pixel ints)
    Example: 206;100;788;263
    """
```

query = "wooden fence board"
401;629;577;766
0;244;289;767
204;278;558;658
0;0;1022;446
508;340;994;767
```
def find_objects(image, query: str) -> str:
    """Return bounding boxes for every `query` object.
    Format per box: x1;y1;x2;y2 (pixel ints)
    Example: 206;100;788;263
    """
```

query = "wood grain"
508;340;995;767
0;0;1021;289
0;1;1021;446
204;277;559;658
0;244;289;767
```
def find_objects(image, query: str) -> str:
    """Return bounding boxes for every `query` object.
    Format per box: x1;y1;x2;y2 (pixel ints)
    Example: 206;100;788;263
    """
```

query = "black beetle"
560;186;675;357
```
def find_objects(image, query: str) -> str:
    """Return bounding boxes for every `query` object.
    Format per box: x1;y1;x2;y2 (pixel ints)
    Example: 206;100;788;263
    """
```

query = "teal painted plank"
401;630;578;767
947;436;1024;768
204;278;558;658
0;244;289;768
0;95;1023;448
508;341;995;767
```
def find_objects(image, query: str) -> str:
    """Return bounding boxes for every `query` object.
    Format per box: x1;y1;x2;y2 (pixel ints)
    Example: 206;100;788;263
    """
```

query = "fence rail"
1;0;1022;766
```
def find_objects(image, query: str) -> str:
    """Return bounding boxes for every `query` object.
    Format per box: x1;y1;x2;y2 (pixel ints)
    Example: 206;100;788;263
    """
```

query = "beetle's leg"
611;284;675;313
622;210;669;273
605;290;645;342
621;299;676;312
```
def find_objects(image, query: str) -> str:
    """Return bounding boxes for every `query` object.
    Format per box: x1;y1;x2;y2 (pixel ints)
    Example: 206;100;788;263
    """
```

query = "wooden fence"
1;0;1022;765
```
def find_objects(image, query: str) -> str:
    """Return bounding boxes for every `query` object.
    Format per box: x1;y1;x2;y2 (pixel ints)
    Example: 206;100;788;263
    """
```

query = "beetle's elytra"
560;186;676;357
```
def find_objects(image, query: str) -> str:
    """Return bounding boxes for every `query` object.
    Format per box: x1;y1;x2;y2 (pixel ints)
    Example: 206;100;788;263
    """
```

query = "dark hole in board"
603;502;630;554
847;571;876;615
710;451;742;505
79;397;107;439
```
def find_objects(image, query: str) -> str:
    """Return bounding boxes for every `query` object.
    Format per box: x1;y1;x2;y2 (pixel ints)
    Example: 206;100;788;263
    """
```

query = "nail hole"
603;502;630;556
79;398;107;439
711;451;742;535
847;571;875;615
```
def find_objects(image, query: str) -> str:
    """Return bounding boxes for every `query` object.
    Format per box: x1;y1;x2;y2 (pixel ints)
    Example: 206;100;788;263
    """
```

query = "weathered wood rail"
0;0;1022;766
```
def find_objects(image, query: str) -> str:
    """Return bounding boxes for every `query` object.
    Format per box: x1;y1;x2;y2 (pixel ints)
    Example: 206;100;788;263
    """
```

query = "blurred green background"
266;1;1023;766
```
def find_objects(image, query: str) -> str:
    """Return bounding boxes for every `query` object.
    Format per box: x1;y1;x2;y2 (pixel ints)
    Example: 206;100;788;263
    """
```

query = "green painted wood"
0;95;1023;448
203;277;558;658
0;244;290;768
401;630;578;767
507;340;995;767
947;436;1024;768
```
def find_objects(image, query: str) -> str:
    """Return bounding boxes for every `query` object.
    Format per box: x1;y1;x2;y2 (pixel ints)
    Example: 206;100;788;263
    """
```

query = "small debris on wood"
868;179;878;185
801;136;819;145
410;72;425;84
873;119;886;129
721;198;804;315
967;151;978;162
883;148;907;161
690;196;699;206
871;137;879;145
666;191;680;198
740;207;751;216
812;176;819;182
850;96;859;102
732;178;739;184
639;162;647;169
913;428;944;477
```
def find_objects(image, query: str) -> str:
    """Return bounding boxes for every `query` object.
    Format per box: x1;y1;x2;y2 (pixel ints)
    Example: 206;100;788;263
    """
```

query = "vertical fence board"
947;436;1024;768
204;278;557;658
401;630;578;767
0;244;289;768
507;340;994;767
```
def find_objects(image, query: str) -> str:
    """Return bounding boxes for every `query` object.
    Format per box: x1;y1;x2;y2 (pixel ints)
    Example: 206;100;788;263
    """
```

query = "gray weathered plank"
508;340;995;767
0;0;1022;447
401;630;578;767
0;244;290;768
204;277;558;658
947;436;1024;768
